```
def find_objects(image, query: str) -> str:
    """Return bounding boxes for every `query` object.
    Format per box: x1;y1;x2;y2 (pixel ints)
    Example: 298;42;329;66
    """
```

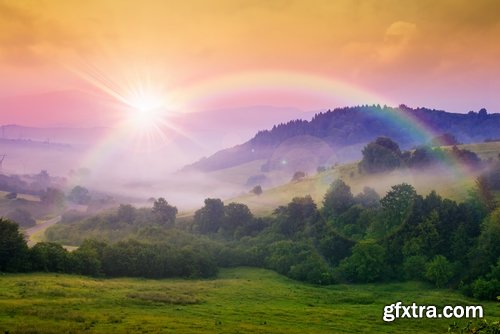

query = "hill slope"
184;105;500;176
226;142;500;216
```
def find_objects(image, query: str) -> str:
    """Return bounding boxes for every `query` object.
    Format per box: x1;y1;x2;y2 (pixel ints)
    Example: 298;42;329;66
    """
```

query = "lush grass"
0;268;498;333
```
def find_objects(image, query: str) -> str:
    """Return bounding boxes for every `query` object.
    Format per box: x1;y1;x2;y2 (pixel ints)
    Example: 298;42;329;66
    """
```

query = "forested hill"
184;105;500;172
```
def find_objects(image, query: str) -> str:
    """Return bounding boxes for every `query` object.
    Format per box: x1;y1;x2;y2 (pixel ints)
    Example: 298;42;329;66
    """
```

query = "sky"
1;0;500;128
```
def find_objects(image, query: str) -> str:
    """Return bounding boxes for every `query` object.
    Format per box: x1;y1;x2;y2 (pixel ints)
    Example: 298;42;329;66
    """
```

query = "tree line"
2;177;498;300
2;138;499;301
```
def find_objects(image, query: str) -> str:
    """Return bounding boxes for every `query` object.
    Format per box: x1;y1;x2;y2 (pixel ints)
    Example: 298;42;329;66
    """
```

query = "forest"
1;137;499;303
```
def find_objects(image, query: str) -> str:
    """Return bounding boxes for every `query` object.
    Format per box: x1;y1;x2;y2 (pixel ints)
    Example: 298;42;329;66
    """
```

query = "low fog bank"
1;137;483;213
349;165;480;201
82;170;251;212
0;139;253;211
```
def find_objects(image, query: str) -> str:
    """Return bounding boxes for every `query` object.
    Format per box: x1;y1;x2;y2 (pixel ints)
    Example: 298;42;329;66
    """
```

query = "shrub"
425;255;454;288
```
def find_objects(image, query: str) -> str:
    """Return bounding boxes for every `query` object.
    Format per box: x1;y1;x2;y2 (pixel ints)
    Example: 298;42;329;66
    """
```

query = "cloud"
0;1;89;67
377;21;417;63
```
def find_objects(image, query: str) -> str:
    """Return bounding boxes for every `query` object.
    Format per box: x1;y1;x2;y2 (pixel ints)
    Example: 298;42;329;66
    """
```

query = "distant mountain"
183;105;500;174
0;106;316;178
0;125;108;146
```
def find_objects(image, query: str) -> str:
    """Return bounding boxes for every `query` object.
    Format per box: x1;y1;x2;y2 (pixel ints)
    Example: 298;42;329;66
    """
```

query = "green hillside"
0;268;497;333
225;142;500;216
228;162;475;216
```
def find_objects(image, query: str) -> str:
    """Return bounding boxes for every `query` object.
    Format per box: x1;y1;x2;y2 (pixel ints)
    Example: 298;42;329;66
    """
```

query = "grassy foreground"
0;268;498;333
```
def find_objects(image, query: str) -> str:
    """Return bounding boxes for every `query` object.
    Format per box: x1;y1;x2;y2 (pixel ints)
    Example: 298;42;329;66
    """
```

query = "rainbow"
72;69;478;190
174;70;388;111
177;70;478;176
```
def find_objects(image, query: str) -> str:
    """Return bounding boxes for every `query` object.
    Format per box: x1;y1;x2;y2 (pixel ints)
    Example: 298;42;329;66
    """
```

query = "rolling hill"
183;105;500;181
224;142;500;216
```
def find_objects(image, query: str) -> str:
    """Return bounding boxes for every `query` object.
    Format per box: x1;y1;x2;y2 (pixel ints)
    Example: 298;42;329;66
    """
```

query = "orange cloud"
1;0;500;117
377;21;417;62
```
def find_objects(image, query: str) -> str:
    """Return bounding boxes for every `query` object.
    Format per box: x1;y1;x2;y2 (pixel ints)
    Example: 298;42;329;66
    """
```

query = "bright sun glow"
127;92;165;128
130;92;164;113
67;63;197;152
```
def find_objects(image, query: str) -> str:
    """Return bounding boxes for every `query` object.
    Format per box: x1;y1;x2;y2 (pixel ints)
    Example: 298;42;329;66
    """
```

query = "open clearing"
0;267;498;333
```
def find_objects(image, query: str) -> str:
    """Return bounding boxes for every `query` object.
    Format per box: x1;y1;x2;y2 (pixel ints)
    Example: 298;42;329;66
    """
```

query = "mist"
0;105;329;213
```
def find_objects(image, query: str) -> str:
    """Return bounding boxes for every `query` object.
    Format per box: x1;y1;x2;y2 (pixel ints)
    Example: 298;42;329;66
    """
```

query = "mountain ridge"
183;105;500;173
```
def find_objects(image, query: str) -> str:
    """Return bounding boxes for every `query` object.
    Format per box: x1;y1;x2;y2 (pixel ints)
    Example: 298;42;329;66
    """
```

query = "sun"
130;92;163;113
126;92;166;128
67;63;195;150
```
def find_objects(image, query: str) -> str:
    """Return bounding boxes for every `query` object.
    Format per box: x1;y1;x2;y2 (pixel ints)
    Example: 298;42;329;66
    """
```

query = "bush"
30;242;72;273
403;255;427;281
471;278;500;300
250;185;263;195
335;241;387;283
425;255;454;288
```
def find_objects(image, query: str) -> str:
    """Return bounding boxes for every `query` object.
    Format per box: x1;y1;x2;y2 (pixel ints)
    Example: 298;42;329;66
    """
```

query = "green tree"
194;198;225;234
402;210;440;258
425;255;454;287
70;241;103;276
474;176;497;212
380;183;417;234
407;146;437;168
67;185;91;205
221;202;253;237
403;255;427;281
470;258;500;300
354;186;380;208
275;196;317;237
117;204;137;224
335;241;387;283
359;137;402;173
152;198;178;227
323;179;355;218
70;249;101;276
468;208;500;277
0;218;29;272
30;242;71;273
319;230;355;266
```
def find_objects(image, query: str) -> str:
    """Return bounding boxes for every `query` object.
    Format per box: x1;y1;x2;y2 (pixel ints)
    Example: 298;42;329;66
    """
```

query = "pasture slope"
0;268;498;333
227;142;500;216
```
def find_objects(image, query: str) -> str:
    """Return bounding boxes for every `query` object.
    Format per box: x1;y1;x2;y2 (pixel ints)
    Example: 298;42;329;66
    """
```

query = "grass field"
0;268;498;333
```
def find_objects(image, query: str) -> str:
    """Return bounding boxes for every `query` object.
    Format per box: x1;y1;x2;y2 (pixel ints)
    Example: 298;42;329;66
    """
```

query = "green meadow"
0;268;498;333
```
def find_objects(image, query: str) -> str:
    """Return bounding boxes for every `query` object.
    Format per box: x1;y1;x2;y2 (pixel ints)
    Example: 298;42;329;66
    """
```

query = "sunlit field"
0;268;497;334
2;1;500;333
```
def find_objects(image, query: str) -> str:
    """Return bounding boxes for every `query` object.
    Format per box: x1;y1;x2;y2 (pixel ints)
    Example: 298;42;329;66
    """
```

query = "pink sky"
1;0;500;128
